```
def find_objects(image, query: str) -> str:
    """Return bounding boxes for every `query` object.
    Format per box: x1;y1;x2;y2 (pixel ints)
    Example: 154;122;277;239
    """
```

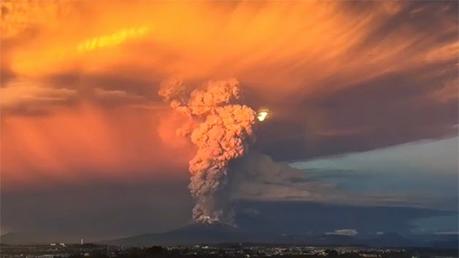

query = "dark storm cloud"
251;0;458;161
255;59;458;161
344;1;457;48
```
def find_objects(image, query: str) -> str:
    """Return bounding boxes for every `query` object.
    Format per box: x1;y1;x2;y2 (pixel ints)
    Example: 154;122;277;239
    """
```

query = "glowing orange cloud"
77;26;150;53
1;0;456;191
5;1;452;86
1;104;193;190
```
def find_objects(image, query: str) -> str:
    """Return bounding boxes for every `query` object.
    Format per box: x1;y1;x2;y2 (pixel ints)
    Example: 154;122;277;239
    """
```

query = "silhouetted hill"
105;222;253;246
104;224;459;248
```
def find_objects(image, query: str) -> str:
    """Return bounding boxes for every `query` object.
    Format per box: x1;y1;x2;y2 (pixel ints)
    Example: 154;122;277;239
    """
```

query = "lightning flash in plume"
159;78;257;224
257;109;270;122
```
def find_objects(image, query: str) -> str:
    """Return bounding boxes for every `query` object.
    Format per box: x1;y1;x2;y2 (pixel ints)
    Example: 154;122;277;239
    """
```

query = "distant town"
1;243;458;258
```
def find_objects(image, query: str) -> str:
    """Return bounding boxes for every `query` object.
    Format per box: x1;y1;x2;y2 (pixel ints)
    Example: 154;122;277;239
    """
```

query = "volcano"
100;203;456;247
105;222;253;246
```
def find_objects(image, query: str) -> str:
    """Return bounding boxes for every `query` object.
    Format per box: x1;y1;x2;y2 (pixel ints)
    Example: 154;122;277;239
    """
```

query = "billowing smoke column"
159;78;256;224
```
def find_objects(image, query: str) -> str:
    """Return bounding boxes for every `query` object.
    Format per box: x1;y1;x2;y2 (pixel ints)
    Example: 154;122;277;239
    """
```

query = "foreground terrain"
1;243;458;258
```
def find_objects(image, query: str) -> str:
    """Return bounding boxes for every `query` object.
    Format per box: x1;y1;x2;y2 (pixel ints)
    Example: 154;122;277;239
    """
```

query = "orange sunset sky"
1;0;457;190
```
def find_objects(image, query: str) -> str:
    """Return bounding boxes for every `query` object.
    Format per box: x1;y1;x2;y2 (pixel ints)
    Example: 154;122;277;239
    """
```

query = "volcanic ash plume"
159;78;256;224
